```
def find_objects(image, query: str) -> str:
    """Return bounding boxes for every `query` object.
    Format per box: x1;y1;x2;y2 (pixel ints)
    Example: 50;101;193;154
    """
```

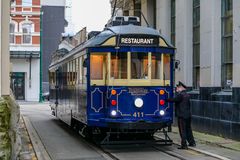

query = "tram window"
151;53;162;79
111;52;127;79
163;55;171;80
63;64;67;85
131;52;149;79
72;59;76;85
90;55;104;80
83;56;87;84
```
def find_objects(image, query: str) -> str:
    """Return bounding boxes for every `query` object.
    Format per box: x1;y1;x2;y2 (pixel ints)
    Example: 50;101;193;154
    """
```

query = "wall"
11;59;40;101
42;6;65;92
1;0;10;96
175;0;193;86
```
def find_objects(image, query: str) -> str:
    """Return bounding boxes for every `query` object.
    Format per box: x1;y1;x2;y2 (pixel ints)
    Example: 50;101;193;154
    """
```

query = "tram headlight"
134;98;143;108
111;110;117;116
159;110;165;116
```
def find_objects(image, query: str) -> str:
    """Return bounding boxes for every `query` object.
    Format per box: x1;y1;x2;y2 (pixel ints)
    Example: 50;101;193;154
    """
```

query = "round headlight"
160;110;165;116
135;98;144;108
111;110;117;116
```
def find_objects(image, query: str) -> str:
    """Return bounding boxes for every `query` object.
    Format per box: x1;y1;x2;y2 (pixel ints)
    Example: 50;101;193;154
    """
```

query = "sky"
71;0;112;33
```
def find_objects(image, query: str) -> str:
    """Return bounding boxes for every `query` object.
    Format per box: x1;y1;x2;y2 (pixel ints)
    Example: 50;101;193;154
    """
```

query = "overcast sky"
72;0;111;33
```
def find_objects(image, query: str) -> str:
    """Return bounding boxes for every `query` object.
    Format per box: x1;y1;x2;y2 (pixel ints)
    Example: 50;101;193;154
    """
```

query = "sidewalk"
170;126;240;152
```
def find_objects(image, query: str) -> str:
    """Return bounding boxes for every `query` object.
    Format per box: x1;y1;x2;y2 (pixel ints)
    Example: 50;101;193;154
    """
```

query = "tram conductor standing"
167;81;196;149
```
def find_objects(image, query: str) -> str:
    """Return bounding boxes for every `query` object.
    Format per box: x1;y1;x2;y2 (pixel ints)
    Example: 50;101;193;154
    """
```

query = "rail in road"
20;103;233;160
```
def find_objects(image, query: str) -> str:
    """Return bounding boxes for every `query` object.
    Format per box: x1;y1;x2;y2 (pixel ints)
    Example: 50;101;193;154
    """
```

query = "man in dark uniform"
167;81;196;149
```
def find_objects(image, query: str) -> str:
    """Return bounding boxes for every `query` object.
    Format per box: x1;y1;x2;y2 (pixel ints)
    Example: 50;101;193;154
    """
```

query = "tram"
49;16;175;143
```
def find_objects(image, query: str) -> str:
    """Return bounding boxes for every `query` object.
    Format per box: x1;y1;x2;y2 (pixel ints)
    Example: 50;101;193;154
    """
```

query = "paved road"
19;102;232;160
20;102;107;160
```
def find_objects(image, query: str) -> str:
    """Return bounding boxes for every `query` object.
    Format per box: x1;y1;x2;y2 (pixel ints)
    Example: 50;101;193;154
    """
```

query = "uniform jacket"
167;90;191;119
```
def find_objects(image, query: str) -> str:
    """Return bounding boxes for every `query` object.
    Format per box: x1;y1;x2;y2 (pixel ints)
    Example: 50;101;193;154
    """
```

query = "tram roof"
49;25;174;69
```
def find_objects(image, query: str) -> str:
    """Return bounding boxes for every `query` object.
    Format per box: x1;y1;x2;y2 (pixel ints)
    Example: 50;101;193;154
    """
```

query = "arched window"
22;23;33;44
10;23;15;44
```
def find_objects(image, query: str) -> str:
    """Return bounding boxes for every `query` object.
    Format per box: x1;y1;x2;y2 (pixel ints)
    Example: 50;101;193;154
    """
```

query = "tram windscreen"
111;52;127;79
131;52;149;79
151;53;170;81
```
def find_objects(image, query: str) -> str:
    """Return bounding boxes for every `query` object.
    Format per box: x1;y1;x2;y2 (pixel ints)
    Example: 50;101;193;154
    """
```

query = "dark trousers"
178;117;195;147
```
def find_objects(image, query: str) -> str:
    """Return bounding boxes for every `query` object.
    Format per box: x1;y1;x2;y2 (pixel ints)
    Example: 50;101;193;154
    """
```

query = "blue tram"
49;16;175;142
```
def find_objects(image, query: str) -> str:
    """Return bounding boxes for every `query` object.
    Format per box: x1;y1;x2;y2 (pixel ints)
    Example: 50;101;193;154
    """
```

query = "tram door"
11;72;25;100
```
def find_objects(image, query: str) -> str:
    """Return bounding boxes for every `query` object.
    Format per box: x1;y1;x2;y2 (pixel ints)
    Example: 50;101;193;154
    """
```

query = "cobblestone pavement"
18;117;37;160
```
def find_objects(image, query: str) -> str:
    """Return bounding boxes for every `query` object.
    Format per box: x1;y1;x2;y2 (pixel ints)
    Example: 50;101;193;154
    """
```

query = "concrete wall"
175;0;193;86
156;0;171;42
200;0;221;87
42;6;65;92
0;0;10;96
141;0;155;28
232;0;240;88
11;59;40;101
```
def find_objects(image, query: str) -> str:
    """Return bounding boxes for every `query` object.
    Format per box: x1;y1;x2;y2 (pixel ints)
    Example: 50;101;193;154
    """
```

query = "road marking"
22;116;52;160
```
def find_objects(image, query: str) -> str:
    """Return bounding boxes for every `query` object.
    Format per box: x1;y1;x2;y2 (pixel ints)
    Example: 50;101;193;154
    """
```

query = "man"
167;81;196;149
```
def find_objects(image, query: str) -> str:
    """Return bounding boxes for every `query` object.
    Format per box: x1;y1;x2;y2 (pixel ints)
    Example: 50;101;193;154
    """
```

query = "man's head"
176;81;187;92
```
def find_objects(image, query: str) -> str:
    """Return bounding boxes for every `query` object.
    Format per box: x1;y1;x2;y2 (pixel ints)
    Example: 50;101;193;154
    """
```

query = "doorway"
11;72;25;100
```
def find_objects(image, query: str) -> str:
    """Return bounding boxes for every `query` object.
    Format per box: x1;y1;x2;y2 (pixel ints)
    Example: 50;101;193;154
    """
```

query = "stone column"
156;0;171;42
1;0;10;96
141;0;155;27
200;0;221;87
233;0;240;87
175;0;193;86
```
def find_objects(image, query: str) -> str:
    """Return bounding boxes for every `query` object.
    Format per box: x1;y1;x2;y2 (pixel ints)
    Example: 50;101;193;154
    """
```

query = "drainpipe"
29;53;32;88
39;8;43;102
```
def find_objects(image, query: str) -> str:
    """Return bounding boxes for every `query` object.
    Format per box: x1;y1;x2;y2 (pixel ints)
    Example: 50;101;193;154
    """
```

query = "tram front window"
111;52;127;79
131;52;148;79
151;53;171;81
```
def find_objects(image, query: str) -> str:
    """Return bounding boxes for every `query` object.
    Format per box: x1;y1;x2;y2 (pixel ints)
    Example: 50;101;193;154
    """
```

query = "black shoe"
178;146;188;149
189;143;196;147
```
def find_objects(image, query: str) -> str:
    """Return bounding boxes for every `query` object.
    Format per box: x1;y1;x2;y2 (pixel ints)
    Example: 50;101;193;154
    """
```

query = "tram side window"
151;53;162;79
131;52;148;79
163;55;171;81
63;64;67;85
111;52;127;79
83;56;87;84
72;59;76;85
90;55;104;80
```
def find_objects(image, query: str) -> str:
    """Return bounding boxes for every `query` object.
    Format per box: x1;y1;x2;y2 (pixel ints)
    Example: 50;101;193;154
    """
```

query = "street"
19;102;239;160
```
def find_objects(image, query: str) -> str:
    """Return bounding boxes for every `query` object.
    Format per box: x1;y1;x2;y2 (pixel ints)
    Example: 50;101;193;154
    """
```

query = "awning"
10;51;40;59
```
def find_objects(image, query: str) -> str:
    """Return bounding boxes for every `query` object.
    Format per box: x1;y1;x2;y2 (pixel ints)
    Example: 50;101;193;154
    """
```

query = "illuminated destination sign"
119;35;159;46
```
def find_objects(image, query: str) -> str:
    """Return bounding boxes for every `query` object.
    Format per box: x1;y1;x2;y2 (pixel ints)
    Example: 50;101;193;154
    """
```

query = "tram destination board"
119;35;159;46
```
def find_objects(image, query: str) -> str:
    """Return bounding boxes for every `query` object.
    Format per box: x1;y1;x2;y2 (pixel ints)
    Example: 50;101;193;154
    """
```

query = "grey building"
41;0;66;93
111;0;240;140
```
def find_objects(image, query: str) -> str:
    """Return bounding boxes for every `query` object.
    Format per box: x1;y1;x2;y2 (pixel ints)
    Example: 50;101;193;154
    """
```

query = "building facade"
41;0;66;94
111;0;240;140
10;0;41;101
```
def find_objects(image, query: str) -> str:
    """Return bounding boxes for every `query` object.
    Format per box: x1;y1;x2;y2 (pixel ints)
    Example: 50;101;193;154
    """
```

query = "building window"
222;0;233;89
22;23;32;44
171;0;176;46
193;0;200;89
22;0;32;6
10;23;15;44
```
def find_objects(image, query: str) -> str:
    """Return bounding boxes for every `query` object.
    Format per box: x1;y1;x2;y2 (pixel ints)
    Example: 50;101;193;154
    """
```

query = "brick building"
10;0;41;101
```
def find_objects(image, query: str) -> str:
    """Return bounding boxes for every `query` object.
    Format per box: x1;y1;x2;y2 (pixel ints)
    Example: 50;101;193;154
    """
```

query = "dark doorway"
11;72;25;100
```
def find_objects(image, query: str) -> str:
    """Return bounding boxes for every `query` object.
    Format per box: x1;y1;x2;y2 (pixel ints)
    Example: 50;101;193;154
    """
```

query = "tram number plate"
132;112;144;118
